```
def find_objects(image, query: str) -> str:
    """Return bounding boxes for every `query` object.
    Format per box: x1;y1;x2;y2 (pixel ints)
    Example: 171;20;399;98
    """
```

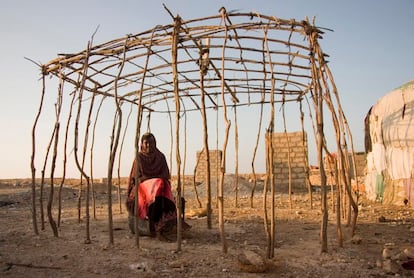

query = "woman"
126;133;177;239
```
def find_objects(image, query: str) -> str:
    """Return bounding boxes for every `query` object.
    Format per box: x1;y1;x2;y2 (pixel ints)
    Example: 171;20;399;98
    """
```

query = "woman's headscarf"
129;133;170;184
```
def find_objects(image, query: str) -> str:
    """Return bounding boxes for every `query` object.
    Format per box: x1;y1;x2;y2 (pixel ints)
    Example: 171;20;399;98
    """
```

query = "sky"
0;0;413;179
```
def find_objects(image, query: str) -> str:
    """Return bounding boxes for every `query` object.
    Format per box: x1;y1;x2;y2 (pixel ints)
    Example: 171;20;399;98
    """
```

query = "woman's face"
141;136;156;154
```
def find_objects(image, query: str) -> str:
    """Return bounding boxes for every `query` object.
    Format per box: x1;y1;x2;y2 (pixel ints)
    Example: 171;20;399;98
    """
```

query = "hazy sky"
0;0;413;179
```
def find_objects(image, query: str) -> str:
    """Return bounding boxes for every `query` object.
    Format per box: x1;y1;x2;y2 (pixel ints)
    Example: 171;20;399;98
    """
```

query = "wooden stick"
58;82;76;226
5;262;61;270
217;8;230;253
90;96;105;220
263;20;276;259
171;15;183;251
30;72;47;236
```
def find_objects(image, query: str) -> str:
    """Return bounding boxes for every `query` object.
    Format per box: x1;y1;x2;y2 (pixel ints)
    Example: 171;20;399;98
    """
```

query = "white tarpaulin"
365;79;414;205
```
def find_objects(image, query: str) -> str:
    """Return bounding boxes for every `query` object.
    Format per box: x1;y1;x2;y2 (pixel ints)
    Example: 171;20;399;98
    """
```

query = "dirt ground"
1;177;414;277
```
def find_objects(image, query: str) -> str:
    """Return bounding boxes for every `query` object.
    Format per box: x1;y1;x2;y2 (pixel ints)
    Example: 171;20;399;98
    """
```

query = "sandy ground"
1;177;414;277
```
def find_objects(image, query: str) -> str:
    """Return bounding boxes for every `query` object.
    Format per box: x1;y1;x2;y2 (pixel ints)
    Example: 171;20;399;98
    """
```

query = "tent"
365;79;414;206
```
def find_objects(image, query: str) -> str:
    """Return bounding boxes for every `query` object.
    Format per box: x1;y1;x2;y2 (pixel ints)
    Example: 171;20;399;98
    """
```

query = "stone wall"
353;152;367;178
311;151;367;188
271;131;308;192
324;151;367;179
195;150;222;183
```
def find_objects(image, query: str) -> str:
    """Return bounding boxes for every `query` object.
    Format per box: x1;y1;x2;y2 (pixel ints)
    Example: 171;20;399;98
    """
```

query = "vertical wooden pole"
299;101;313;209
218;8;230;253
199;38;212;229
233;105;239;207
133;32;155;248
58;87;76;226
307;22;329;252
172;15;183;251
263;22;276;258
30;71;47;236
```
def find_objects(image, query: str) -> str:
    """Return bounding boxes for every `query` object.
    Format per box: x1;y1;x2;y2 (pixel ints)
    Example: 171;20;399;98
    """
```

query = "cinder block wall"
353;152;367;177
310;152;367;188
324;151;367;179
195;150;222;182
271;131;308;192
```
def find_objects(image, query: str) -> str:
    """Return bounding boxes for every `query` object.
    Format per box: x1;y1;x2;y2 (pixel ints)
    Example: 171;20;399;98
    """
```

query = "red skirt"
136;178;174;219
127;178;177;234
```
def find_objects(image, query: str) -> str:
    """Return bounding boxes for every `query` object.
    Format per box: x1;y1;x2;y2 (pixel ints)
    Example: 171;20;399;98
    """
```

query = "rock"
403;247;414;259
375;259;382;268
129;262;148;272
168;259;188;269
382;259;400;274
378;216;387;222
382;247;394;259
392;251;408;261
351;235;362;244
237;250;268;273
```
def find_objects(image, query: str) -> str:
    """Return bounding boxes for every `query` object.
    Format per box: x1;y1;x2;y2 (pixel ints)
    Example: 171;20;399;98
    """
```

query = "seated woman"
126;133;184;240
